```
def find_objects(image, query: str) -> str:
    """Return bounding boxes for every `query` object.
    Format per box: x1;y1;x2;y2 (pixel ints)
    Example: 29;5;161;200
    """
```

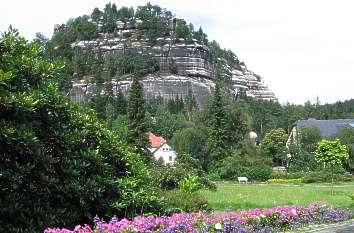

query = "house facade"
148;132;177;164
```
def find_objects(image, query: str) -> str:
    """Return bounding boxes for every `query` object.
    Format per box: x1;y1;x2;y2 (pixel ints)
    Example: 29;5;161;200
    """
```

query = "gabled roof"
148;132;166;148
295;119;354;138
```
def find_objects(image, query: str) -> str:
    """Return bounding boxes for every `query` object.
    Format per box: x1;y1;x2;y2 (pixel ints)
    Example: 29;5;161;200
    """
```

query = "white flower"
260;214;266;218
215;222;222;230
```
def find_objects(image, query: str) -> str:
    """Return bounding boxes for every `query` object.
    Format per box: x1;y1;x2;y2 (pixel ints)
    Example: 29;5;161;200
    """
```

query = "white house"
148;132;177;164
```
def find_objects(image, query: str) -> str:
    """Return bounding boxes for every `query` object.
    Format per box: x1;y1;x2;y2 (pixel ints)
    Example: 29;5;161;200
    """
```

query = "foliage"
50;15;97;59
112;177;164;219
111;114;129;143
162;190;209;213
337;126;354;172
315;139;349;167
175;20;193;42
219;139;270;180
170;126;207;167
0;28;158;232
244;164;273;181
178;175;201;193
168;57;178;74
303;171;353;183
298;126;322;153
225;100;251;149
147;165;189;190
127;75;150;162
150;107;186;140
246;99;287;138
205;82;229;170
287;150;319;172
260;128;288;166
148;154;215;192
106;53;159;77
269;172;305;180
266;178;303;184
135;4;170;43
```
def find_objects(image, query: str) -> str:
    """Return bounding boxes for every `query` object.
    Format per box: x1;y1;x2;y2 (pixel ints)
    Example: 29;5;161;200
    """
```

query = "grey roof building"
286;119;354;148
295;119;354;138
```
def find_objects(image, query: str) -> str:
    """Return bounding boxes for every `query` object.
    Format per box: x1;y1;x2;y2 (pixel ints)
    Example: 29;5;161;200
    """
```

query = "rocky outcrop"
72;37;213;78
71;74;214;107
70;20;277;107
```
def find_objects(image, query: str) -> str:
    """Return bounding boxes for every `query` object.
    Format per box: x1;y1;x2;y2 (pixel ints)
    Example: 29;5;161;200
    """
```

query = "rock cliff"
69;18;276;107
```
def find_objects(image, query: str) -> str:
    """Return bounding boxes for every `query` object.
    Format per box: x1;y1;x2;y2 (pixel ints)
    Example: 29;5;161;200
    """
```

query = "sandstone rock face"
71;37;213;78
71;75;214;107
70;22;277;107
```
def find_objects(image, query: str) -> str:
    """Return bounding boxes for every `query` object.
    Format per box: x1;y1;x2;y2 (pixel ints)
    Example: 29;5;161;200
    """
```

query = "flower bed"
44;202;353;233
266;178;303;184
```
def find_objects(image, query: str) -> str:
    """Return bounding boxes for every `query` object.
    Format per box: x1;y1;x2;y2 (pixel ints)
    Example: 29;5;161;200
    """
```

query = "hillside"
49;3;276;107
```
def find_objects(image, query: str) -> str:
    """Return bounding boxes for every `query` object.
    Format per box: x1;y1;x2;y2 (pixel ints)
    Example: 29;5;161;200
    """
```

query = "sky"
1;0;353;104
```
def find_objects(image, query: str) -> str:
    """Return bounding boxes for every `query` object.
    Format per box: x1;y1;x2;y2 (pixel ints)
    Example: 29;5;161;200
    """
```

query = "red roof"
148;132;166;148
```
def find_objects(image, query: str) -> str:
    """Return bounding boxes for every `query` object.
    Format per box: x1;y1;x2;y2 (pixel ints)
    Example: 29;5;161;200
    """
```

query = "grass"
199;181;354;211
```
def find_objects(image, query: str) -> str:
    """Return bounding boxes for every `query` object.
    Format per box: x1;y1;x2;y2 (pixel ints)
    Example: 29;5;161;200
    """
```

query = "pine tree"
103;77;114;128
167;98;177;114
205;82;229;170
115;85;127;116
127;75;150;162
185;88;197;120
91;7;102;23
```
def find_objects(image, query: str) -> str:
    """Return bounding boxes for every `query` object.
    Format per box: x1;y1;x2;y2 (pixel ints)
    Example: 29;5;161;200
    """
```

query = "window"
169;156;173;161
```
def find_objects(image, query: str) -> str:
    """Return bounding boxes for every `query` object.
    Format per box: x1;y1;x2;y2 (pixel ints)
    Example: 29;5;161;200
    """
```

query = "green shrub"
123;31;132;38
303;171;353;183
168;58;178;74
148;165;189;190
244;164;273;181
199;176;217;191
0;28;162;232
148;155;216;191
266;178;303;184
324;165;347;174
270;172;305;180
179;175;201;193
162;189;209;213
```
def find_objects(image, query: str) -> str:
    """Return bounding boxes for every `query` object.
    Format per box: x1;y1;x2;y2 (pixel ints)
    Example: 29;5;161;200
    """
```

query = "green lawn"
199;181;354;211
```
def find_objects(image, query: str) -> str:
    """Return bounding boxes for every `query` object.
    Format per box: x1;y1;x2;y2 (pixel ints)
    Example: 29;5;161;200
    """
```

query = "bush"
244;164;273;181
148;154;216;191
270;172;305;180
207;170;222;181
303;171;353;183
324;165;347;174
266;178;303;184
162;189;209;213
199;176;217;191
179;175;201;193
123;31;132;38
148;165;188;190
0;28;161;232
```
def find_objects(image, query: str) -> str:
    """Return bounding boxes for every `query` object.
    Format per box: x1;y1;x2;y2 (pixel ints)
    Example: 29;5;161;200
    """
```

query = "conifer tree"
205;82;229;170
115;85;127;115
104;78;114;128
127;75;150;162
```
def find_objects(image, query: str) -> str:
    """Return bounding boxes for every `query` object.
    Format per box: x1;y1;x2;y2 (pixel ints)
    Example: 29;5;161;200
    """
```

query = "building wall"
152;144;177;164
